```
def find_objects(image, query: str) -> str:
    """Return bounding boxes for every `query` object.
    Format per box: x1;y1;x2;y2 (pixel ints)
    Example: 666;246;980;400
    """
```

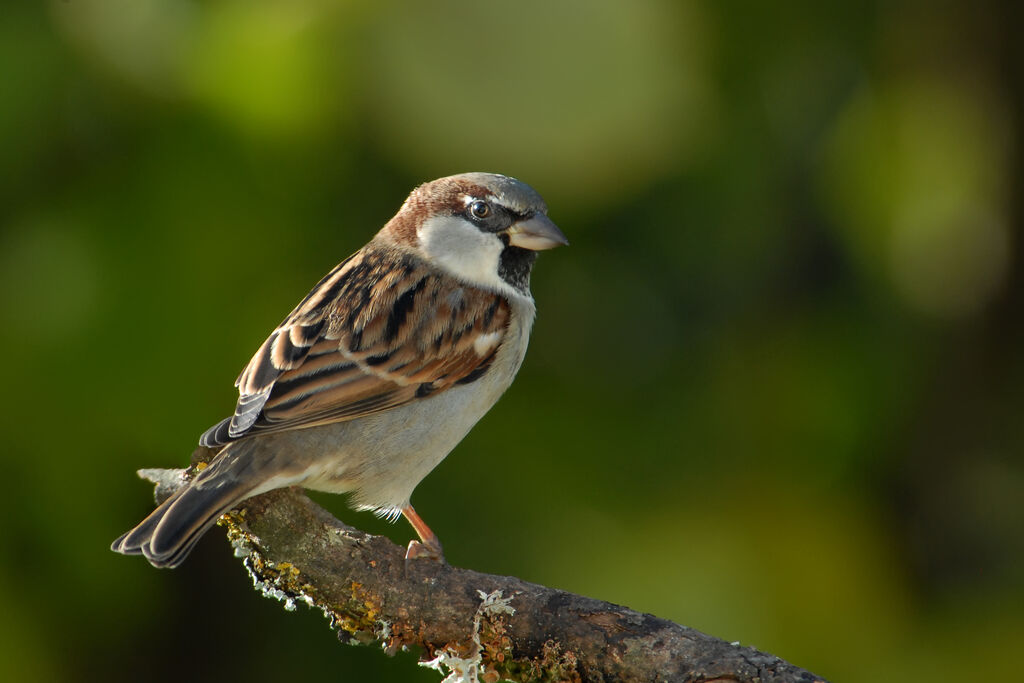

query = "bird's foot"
405;537;445;563
401;504;446;564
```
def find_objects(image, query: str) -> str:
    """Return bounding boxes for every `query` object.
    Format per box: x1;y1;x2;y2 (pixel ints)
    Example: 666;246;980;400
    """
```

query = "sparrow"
112;172;567;568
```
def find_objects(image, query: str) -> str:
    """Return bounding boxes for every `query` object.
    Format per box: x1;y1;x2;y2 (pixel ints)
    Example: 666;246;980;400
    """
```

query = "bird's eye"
469;200;491;219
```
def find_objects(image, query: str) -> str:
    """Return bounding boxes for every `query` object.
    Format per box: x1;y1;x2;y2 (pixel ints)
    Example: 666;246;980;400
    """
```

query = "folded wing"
200;246;510;447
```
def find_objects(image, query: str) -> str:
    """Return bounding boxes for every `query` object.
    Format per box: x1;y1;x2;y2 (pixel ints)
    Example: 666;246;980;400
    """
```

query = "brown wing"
199;245;510;447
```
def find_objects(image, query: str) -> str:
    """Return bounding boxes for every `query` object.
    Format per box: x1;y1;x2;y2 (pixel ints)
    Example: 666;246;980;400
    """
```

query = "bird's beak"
505;214;569;251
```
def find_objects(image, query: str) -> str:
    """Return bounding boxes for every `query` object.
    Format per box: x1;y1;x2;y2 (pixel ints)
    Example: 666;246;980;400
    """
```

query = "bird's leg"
402;505;445;562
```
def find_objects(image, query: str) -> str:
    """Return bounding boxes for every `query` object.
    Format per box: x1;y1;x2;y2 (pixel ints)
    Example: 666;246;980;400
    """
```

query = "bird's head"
382;173;568;296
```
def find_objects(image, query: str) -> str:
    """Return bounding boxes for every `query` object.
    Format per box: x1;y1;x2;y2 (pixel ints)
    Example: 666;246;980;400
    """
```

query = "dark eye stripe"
463;202;518;234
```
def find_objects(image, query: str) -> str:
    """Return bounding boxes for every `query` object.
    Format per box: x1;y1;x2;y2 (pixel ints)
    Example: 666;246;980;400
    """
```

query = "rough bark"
141;466;829;683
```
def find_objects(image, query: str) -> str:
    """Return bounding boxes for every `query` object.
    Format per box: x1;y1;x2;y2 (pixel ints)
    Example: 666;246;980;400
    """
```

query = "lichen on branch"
136;466;828;683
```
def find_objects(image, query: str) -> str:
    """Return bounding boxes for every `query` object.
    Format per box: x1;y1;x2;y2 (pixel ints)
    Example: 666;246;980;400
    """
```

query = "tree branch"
142;466;829;683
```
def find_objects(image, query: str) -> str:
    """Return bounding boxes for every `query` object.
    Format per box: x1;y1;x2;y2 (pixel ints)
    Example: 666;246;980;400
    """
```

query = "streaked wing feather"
199;245;510;446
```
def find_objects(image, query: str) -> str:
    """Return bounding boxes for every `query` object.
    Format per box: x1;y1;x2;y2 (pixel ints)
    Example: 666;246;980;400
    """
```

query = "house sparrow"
112;173;567;568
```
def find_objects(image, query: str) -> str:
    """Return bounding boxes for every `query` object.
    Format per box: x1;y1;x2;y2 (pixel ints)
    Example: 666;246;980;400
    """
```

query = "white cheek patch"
417;215;513;294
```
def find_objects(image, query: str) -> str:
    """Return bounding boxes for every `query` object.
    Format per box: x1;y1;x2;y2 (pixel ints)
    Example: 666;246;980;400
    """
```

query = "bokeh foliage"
2;1;1022;681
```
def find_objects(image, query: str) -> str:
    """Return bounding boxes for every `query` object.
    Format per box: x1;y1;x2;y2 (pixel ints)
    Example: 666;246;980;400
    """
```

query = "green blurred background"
3;1;1022;681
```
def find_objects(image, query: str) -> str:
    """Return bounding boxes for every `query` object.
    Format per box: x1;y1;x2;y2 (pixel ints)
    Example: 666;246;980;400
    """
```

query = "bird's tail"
111;444;264;568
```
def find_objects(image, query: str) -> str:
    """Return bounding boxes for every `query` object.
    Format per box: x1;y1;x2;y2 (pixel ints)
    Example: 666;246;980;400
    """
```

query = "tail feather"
110;488;185;556
112;437;313;568
112;458;260;568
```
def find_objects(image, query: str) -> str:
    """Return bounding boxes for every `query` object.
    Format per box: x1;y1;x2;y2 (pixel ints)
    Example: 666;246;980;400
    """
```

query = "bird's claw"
405;539;445;563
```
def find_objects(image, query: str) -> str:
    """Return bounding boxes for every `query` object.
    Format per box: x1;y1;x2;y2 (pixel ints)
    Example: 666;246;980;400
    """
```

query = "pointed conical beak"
505;214;569;251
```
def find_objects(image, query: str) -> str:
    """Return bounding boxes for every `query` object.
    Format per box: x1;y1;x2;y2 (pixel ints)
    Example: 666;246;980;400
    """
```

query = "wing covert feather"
199;246;510;447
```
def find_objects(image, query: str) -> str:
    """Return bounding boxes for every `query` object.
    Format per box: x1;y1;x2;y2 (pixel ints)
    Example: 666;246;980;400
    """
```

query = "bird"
111;172;567;568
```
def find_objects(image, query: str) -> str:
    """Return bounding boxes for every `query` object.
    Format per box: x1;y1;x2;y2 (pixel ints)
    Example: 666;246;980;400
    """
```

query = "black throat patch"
497;246;537;295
